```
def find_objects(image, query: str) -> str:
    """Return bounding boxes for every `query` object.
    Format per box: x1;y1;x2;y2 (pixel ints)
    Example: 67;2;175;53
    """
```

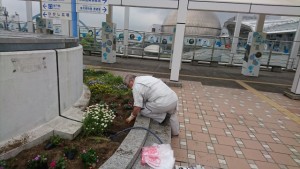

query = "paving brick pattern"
171;81;300;169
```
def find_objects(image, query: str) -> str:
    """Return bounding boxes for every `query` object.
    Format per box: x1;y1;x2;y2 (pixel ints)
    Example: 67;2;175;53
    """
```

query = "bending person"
124;74;179;136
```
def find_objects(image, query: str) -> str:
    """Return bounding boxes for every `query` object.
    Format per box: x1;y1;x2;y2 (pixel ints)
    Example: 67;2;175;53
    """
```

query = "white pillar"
26;1;33;33
288;20;300;69
229;13;243;64
61;20;70;36
124;7;129;56
291;58;300;94
170;0;188;81
291;20;300;94
255;14;265;32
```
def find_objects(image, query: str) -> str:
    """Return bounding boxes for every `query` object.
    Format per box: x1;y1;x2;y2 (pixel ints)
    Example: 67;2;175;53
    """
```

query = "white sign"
53;25;62;35
76;4;108;14
42;0;72;3
42;2;71;12
76;0;108;5
42;11;72;20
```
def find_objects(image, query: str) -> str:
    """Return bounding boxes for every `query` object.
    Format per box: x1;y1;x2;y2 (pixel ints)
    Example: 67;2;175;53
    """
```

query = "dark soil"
4;94;134;169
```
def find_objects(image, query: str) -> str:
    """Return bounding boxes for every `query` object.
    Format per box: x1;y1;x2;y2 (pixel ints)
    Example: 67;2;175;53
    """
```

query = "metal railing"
2;23;299;70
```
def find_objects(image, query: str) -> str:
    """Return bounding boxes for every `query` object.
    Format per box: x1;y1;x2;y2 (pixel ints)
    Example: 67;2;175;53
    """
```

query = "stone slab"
99;115;150;169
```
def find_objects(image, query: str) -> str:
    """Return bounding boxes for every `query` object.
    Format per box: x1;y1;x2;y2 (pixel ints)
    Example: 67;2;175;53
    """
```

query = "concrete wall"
57;46;83;112
0;46;83;143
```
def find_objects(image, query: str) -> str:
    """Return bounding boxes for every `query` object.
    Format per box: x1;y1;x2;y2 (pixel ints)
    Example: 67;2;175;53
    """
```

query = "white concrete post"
26;1;33;33
124;7;129;56
291;20;300;94
255;14;265;32
170;0;188;81
229;13;243;64
291;58;300;94
288;19;300;70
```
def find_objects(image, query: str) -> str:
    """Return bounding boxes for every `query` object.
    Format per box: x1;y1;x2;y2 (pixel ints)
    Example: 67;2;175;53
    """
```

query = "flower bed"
0;70;134;169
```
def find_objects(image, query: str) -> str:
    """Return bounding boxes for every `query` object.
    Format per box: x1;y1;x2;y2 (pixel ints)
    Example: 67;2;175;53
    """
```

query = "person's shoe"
160;113;171;126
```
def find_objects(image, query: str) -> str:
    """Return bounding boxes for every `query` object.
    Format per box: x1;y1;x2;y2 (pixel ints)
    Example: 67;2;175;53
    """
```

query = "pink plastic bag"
141;144;175;169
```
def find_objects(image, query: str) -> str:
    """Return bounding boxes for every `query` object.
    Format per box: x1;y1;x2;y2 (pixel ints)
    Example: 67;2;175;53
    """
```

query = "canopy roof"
24;0;300;16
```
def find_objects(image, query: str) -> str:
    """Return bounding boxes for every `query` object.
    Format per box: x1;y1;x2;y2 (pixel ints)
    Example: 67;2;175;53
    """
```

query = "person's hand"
126;114;136;123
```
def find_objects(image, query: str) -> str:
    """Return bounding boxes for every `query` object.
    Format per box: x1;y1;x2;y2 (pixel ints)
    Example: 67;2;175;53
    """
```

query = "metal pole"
211;38;216;62
142;32;145;58
4;7;8;30
123;7;129;57
267;45;272;68
93;27;97;52
158;33;162;60
192;36;196;62
71;0;78;37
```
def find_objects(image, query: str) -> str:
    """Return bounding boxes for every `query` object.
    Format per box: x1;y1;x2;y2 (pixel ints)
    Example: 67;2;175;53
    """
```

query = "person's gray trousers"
140;99;180;136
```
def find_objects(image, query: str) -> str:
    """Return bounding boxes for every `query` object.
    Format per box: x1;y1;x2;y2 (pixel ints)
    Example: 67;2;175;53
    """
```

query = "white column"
288;20;300;69
291;58;300;94
255;14;265;32
61;20;70;36
170;0;188;81
291;20;300;94
26;1;33;33
229;13;243;64
124;7;129;56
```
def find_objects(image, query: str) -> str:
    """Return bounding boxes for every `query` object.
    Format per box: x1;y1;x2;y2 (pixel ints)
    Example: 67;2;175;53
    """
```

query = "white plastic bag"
141;144;175;169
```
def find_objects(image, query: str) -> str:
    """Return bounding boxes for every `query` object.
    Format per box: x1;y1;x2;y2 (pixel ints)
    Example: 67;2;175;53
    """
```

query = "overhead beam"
188;0;300;16
250;5;300;16
188;1;251;13
111;0;178;9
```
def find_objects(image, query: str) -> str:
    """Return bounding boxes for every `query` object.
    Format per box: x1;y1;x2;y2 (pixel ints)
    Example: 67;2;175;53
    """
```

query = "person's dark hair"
124;74;136;86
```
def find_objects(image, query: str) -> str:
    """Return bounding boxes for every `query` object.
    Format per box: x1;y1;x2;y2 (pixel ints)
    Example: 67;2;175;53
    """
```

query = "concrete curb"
99;115;151;169
0;85;90;160
132;120;172;169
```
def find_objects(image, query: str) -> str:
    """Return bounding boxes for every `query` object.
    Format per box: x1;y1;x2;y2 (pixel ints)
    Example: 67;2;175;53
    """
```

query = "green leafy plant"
83;70;132;104
27;154;48;169
82;103;116;136
44;135;62;150
50;135;62;146
80;149;98;169
0;160;7;169
49;157;66;169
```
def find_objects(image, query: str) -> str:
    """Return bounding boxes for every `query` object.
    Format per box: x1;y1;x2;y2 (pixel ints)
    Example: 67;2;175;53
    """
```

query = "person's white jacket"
132;76;179;135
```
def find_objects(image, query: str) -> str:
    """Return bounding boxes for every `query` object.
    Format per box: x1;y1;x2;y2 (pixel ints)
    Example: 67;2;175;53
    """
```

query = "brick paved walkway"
171;80;300;169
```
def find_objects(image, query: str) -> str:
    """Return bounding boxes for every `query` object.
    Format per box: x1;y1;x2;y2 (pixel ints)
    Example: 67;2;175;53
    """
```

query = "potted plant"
44;135;62;150
27;154;48;169
63;146;78;160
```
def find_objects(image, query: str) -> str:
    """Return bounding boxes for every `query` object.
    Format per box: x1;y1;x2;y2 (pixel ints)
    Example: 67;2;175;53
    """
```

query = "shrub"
80;149;98;169
82;103;116;136
80;34;94;50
